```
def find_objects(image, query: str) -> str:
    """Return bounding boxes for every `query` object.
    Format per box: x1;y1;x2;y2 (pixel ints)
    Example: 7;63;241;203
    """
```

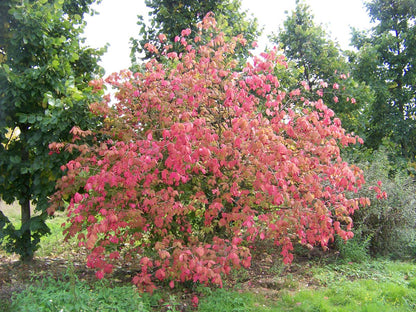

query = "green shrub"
348;148;416;258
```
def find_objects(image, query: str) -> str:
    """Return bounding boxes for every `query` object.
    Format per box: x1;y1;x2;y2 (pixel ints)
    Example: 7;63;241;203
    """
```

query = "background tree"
270;0;373;134
130;0;260;66
349;0;416;158
0;0;104;262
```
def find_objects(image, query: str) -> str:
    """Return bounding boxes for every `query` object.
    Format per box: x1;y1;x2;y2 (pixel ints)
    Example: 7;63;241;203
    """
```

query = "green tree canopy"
130;0;260;66
270;0;373;134
349;0;416;158
0;0;104;261
270;0;341;90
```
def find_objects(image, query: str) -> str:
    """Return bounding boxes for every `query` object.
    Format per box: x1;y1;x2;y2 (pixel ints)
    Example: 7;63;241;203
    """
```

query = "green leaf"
2;64;10;73
52;59;60;69
28;115;36;123
19;114;28;123
70;53;80;62
29;215;50;235
10;155;21;164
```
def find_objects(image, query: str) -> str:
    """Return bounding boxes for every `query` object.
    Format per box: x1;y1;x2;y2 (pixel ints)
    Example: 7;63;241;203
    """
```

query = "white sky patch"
83;0;149;76
83;0;373;77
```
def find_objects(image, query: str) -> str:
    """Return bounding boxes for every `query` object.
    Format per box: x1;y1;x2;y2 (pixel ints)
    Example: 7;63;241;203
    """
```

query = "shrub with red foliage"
49;14;370;292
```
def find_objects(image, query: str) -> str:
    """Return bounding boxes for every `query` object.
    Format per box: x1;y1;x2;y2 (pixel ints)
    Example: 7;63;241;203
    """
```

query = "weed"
269;261;285;276
335;233;371;263
281;273;299;289
228;266;251;284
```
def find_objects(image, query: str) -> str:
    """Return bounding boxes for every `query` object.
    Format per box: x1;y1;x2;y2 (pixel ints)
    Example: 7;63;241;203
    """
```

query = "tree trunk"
20;197;32;263
20;137;33;263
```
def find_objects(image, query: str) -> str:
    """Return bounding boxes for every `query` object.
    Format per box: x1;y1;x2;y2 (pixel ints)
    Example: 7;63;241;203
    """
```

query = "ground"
5;201;412;312
0;238;329;311
0;200;323;310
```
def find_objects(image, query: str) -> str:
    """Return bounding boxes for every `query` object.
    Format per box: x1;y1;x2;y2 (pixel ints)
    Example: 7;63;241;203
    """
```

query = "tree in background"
270;0;373;135
0;0;104;262
349;0;416;158
130;0;260;66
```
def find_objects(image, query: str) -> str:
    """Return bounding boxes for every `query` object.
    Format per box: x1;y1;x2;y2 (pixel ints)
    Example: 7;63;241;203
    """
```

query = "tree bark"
20;197;32;263
20;137;33;263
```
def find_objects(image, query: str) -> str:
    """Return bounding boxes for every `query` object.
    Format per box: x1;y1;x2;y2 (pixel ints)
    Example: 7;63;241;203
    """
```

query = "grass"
37;213;78;257
274;260;416;311
0;200;22;223
196;262;416;311
2;202;416;311
8;258;414;312
9;276;156;312
7;265;416;312
275;279;416;311
198;288;273;312
312;260;416;288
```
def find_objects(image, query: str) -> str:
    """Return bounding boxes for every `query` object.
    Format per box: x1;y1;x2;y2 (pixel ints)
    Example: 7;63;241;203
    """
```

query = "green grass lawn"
2;203;416;311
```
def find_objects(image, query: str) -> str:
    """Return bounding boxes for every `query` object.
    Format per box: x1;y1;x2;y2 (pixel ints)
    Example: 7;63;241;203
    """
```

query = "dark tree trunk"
20;197;32;263
20;137;33;263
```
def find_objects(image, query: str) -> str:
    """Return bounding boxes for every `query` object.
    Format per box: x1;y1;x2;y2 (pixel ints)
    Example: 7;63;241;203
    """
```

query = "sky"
83;0;373;77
